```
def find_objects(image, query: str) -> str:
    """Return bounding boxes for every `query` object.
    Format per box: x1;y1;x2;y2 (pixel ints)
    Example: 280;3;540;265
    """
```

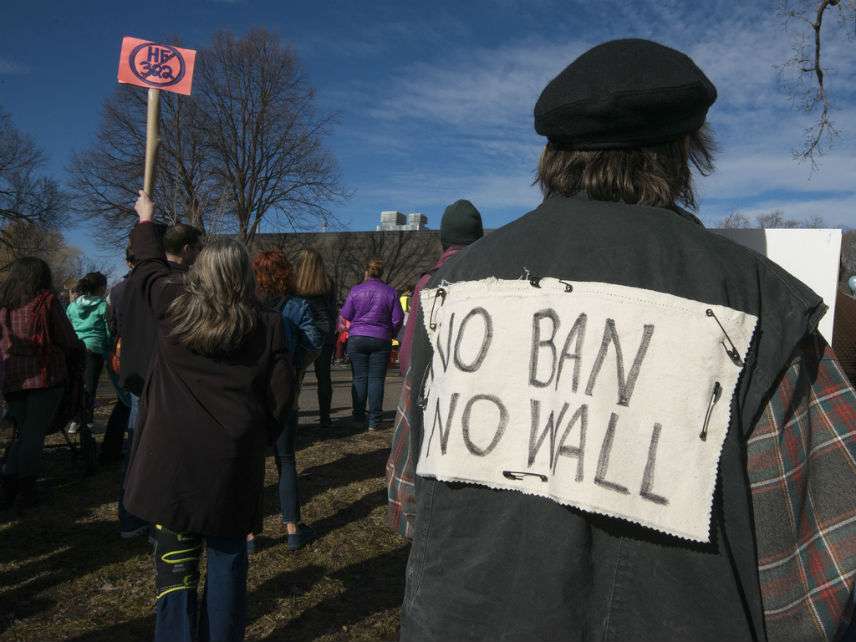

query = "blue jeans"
274;407;300;524
153;526;248;642
347;335;391;427
118;394;147;534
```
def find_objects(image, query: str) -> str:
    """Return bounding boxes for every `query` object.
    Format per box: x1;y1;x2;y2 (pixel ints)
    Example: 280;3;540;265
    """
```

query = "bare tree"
0;220;110;292
720;212;752;229
259;229;441;301
347;231;441;291
779;0;856;163
720;209;829;228
195;29;346;244
0;109;66;247
69;85;214;247
70;29;347;249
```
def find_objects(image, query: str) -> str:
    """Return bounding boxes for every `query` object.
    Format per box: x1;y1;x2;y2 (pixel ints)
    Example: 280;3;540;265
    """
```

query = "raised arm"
128;191;184;321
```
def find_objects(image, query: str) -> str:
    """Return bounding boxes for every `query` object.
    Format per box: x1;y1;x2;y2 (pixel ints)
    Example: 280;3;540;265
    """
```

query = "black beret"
534;39;717;150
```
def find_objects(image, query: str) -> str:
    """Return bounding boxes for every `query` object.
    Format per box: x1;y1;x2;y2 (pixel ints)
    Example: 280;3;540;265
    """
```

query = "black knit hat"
534;39;717;150
440;200;484;248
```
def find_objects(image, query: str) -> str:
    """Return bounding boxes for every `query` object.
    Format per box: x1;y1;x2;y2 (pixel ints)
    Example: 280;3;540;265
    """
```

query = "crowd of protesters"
0;187;423;640
3;36;856;642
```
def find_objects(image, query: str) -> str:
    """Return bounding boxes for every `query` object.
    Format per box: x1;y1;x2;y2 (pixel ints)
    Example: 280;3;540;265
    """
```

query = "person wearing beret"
395;39;856;641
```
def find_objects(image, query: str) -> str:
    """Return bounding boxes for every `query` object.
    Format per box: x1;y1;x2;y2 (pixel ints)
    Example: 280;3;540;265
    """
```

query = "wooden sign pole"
143;87;161;195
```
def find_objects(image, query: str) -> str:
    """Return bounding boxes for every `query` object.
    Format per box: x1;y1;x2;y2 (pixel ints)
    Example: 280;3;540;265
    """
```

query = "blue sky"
1;0;855;272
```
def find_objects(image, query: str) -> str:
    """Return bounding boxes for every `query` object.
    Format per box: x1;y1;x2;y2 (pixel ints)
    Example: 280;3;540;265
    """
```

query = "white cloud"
332;1;855;229
702;151;856;199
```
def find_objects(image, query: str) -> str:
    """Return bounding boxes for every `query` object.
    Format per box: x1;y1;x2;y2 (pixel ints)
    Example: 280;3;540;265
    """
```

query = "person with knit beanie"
398;199;484;376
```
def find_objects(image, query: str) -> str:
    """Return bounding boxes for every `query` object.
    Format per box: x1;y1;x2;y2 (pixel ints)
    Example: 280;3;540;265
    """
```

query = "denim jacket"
273;296;323;370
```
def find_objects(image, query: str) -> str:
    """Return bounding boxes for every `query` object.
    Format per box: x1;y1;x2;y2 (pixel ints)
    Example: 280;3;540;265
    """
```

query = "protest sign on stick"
117;36;197;194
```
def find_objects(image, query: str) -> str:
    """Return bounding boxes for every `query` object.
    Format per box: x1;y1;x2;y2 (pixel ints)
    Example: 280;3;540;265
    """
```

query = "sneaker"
67;421;79;435
287;523;316;551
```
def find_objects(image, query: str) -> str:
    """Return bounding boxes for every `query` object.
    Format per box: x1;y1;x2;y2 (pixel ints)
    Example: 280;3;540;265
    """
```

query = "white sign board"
713;229;842;343
418;278;757;543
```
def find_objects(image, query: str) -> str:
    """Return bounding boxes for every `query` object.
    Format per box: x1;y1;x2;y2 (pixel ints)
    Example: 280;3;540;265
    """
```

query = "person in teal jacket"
66;272;112;433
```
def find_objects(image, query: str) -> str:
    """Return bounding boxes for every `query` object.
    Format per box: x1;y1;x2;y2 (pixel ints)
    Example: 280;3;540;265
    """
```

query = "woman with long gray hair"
123;191;295;642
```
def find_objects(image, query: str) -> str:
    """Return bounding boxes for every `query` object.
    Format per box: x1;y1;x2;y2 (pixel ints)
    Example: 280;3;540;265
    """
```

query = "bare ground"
0;367;408;641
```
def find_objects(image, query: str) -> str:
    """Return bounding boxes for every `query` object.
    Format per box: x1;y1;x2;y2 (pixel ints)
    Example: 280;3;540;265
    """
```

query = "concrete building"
376;210;428;231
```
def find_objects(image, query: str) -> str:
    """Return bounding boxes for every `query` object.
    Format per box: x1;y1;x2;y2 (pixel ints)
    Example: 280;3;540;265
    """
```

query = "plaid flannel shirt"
0;292;82;393
387;334;856;639
748;335;856;640
386;363;416;539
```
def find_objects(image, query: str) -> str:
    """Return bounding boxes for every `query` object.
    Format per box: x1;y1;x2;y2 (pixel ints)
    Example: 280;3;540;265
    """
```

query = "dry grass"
0;370;409;641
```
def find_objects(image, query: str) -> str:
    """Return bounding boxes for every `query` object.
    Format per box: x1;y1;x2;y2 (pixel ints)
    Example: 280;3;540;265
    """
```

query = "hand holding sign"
135;191;154;223
117;37;197;195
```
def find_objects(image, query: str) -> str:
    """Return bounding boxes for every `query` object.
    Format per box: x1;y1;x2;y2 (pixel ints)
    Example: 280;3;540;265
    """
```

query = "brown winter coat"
123;222;295;537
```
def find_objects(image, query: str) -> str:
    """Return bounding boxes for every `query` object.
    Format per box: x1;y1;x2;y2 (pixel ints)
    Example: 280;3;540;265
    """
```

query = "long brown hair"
536;126;716;210
167;239;258;355
0;257;53;310
293;247;332;297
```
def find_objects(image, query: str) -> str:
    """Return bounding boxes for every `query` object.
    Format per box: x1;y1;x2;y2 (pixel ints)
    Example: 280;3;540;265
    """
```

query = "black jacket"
304;285;338;346
123;222;295;537
117;260;187;395
401;194;823;642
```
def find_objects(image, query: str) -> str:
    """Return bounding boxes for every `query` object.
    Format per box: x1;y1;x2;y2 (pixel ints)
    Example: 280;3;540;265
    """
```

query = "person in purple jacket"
340;258;404;430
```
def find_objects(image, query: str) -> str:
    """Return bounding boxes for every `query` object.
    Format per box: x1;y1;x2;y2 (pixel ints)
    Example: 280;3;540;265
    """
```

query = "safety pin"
699;381;722;441
503;470;548;482
705;309;744;366
521;267;542;288
558;280;574;293
428;288;447;330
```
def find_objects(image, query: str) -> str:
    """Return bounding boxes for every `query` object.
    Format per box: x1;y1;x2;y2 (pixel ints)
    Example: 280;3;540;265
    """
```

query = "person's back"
342;277;401;340
118;223;199;396
123;192;295;642
0;257;83;510
66;293;110;355
398;39;856;642
398;199;484;375
270;294;323;371
341;259;404;430
1;291;74;392
124;229;293;537
302;287;337;341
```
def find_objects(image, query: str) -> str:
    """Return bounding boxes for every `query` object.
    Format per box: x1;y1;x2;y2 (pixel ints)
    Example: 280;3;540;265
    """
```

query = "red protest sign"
117;37;196;95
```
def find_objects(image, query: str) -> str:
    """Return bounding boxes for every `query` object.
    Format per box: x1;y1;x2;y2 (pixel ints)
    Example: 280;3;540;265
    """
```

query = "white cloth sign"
417;278;757;543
